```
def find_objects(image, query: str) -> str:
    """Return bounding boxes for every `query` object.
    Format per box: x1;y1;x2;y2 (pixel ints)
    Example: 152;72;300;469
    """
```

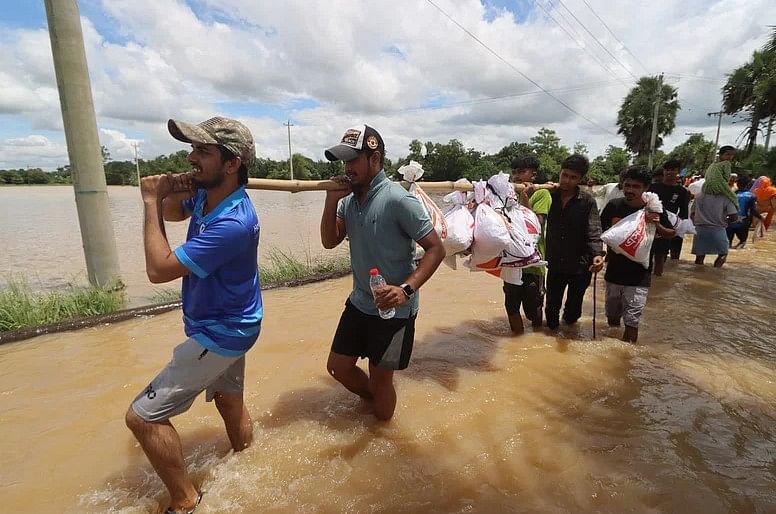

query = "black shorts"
331;300;416;370
502;273;545;321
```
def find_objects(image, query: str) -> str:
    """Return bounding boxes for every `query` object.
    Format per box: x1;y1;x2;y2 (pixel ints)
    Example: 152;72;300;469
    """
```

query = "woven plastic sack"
442;191;474;255
600;192;662;269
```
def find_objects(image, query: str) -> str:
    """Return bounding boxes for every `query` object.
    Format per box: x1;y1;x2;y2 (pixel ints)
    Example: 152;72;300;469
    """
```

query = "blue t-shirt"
174;186;262;356
729;190;757;229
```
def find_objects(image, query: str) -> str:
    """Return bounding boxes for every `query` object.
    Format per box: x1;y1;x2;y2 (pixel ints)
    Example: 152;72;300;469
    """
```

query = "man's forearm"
320;197;342;249
655;223;676;239
162;195;187;222
405;242;445;291
143;200;174;280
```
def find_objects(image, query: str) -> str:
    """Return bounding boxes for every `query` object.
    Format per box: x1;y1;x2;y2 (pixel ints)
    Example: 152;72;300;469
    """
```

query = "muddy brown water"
0;186;344;304
1;221;775;512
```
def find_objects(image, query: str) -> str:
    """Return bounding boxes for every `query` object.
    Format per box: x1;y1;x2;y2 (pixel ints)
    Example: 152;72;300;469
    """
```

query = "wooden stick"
246;178;557;193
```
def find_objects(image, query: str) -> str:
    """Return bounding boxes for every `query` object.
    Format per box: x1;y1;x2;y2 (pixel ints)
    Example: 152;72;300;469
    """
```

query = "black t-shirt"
600;198;671;287
648;183;690;218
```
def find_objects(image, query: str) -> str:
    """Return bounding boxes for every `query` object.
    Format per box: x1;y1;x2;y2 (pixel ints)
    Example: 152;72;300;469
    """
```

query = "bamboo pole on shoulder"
246;178;557;193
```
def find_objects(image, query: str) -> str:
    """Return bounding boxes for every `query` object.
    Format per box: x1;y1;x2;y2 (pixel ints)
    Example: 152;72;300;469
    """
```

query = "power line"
532;0;632;87
580;0;650;75
555;0;638;80
388;79;626;114
424;0;617;135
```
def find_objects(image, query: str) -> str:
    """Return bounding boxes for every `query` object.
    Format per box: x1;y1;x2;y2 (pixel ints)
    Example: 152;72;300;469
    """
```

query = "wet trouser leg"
545;270;569;328
562;271;592;324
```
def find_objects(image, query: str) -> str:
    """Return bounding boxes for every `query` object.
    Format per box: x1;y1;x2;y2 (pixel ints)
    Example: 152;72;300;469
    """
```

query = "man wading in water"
544;154;605;330
600;166;675;342
320;125;445;420
126;117;261;514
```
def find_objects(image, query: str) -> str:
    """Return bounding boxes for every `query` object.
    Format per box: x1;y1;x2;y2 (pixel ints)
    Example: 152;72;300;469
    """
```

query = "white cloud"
0;0;773;170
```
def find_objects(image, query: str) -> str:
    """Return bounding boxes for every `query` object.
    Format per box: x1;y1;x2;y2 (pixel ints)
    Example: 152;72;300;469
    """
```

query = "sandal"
164;491;203;514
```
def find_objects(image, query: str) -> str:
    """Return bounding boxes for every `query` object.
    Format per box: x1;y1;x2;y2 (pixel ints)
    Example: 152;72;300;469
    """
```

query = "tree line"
2;128;774;187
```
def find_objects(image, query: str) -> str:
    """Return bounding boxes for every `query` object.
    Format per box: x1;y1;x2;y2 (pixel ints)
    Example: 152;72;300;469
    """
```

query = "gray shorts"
604;282;649;328
131;338;245;422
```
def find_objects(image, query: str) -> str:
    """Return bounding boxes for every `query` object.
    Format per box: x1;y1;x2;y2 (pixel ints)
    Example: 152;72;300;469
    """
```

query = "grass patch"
260;248;351;286
0;278;125;333
150;288;182;304
146;249;350;304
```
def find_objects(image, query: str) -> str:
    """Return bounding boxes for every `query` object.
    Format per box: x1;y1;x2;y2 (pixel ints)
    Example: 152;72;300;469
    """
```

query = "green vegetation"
616;76;680;159
260;248;351;286
148;249;352;304
1;248;350;333
0;279;125;332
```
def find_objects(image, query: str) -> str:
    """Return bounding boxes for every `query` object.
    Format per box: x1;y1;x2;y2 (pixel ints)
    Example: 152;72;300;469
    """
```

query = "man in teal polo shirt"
320;125;445;421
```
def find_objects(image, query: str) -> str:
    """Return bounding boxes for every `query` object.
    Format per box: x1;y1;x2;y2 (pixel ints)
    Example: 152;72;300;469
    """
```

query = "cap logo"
366;135;379;150
341;129;361;148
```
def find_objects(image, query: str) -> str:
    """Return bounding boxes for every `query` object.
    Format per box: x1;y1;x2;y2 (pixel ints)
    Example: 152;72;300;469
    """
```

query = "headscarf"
702;160;738;208
751;176;776;203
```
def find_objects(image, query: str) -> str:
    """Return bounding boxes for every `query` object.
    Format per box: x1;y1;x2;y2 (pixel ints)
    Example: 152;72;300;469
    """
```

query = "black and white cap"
325;124;385;162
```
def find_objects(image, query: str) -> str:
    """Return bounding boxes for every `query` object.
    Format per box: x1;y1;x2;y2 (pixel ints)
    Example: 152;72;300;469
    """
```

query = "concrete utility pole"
648;73;663;170
133;142;141;186
45;0;121;287
284;119;294;180
707;109;723;160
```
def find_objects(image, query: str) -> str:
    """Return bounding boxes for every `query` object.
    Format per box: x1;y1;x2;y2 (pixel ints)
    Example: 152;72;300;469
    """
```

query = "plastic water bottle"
369;268;395;319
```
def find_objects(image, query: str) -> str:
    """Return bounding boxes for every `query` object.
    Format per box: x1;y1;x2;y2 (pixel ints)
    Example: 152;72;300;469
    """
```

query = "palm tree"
617;76;680;158
722;30;776;154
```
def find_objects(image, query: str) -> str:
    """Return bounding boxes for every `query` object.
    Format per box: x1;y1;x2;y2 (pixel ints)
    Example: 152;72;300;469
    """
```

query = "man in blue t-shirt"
125;116;260;514
321;125;445;421
727;175;764;249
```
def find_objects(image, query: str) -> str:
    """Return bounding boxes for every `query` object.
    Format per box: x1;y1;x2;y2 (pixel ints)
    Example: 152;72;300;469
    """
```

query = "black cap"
325;124;385;162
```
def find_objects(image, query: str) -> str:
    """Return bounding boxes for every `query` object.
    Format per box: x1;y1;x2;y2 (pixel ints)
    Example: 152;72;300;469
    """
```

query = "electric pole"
707;109;723;160
133;142;141;186
284;119;294;180
648;73;663;170
45;0;121;288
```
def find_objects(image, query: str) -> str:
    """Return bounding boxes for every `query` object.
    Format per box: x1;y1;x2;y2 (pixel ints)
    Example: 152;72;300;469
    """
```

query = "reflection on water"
0;233;774;513
0;186;342;304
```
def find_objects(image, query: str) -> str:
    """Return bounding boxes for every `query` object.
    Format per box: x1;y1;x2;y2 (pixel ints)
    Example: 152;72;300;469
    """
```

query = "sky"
0;0;772;170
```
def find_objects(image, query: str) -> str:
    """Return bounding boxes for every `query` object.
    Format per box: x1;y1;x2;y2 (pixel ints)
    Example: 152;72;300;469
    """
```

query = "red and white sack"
442;190;474;255
601;192;662;269
399;161;448;260
470;181;511;265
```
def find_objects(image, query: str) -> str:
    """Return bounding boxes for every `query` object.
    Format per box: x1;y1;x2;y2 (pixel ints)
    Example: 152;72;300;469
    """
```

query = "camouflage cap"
168;116;255;165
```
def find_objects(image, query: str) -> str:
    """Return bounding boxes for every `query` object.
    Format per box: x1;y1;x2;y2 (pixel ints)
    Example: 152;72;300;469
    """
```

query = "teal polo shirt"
337;171;433;319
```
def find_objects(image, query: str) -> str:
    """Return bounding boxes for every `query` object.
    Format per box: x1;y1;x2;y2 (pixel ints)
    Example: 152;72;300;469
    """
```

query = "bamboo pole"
246;178;557;193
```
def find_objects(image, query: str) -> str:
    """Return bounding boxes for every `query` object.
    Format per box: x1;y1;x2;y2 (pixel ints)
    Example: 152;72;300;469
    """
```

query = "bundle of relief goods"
469;179;512;265
665;211;696;237
441;190;474;255
601;192;663;269
468;173;544;275
399;161;448;260
687;178;704;196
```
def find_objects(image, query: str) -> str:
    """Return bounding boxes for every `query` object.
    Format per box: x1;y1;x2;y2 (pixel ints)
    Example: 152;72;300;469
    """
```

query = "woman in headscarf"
691;146;739;267
751;175;776;230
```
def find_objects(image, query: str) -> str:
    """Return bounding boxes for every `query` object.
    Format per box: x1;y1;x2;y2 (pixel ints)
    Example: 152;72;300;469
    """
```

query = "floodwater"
0;186;343;304
1;228;774;512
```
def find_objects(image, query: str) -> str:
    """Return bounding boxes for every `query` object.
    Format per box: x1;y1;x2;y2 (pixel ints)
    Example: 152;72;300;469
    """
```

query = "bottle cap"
369;268;379;275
